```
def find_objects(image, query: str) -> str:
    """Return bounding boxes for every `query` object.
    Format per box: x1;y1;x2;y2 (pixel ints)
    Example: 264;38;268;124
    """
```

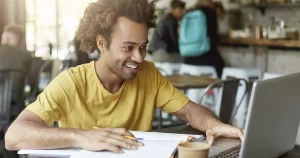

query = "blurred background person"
181;0;225;77
148;0;185;63
0;24;32;117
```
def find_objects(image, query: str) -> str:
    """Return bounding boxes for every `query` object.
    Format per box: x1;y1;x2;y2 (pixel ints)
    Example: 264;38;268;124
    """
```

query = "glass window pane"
26;0;96;58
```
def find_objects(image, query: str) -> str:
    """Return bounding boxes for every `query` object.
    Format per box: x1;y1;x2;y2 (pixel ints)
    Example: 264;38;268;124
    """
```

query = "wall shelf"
241;3;300;14
220;38;300;49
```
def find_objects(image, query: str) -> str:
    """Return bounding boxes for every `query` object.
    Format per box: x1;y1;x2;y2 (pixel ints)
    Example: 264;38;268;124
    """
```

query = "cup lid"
178;142;210;150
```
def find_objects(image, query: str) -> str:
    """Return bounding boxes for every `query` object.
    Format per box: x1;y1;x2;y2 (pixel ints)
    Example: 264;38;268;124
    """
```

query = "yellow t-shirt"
27;61;189;131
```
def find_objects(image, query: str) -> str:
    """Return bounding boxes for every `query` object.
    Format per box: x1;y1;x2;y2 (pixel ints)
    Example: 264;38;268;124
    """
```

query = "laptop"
210;72;300;158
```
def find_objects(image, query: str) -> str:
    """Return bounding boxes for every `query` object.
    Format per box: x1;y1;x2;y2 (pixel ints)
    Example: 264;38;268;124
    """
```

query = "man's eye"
140;46;147;50
123;46;132;51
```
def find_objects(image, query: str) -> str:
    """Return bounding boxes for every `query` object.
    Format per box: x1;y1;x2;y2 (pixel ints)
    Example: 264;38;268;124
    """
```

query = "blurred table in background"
166;74;220;93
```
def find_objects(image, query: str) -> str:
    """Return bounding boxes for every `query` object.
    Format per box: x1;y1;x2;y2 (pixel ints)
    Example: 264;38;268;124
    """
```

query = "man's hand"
172;101;244;146
206;121;244;146
76;128;144;154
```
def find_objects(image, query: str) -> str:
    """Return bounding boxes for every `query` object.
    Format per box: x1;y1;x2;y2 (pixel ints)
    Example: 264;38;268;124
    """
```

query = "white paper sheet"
18;132;203;158
18;148;80;156
70;132;204;158
70;140;181;158
130;131;203;141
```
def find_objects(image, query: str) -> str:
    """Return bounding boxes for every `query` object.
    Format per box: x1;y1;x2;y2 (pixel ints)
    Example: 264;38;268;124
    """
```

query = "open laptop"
211;72;300;158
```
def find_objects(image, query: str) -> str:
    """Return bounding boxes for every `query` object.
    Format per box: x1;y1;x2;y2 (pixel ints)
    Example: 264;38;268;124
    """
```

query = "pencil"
93;126;138;141
123;135;137;141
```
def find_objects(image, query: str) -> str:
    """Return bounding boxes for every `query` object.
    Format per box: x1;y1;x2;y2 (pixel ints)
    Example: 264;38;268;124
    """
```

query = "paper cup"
178;142;210;158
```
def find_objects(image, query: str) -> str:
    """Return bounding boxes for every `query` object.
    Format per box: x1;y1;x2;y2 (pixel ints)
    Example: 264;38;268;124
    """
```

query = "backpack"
179;10;210;57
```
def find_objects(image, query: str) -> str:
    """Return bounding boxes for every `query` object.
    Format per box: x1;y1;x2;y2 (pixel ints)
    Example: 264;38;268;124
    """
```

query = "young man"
148;0;185;62
5;0;243;154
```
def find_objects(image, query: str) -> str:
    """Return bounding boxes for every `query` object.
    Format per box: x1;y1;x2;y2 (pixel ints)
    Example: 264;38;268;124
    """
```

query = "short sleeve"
26;71;76;126
154;65;189;113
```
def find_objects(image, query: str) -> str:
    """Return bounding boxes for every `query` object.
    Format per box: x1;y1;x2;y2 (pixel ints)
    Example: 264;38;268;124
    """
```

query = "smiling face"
98;17;148;80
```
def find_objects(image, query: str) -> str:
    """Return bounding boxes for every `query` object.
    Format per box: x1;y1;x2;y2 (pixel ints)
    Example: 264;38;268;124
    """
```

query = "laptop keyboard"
210;145;241;158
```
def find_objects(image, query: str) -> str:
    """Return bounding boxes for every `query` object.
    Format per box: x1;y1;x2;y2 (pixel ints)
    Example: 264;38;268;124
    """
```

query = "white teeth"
125;64;137;69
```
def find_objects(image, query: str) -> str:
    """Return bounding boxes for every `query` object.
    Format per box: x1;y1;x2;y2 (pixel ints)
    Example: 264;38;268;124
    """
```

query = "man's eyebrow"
122;40;149;46
142;41;149;45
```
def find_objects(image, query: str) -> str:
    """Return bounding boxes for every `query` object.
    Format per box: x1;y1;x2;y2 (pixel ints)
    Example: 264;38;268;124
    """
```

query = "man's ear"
96;35;107;53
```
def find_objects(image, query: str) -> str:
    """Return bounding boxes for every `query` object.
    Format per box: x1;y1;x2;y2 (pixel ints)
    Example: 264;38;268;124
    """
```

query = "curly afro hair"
76;0;157;53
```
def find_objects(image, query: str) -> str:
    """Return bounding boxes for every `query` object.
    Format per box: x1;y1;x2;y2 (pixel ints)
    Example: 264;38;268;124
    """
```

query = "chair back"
263;72;283;80
200;78;248;125
0;71;12;129
29;59;53;99
221;68;262;128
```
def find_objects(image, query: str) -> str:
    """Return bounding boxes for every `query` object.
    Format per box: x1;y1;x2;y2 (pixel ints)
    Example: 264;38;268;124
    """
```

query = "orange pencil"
123;135;137;141
93;126;137;141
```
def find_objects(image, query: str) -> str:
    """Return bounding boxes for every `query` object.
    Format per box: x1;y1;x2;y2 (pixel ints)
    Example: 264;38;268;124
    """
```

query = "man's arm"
5;109;143;153
173;100;244;145
172;100;219;131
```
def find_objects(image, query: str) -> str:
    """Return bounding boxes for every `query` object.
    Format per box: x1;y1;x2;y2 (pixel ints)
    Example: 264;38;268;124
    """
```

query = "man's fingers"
206;129;214;146
237;128;244;142
208;133;223;146
101;143;124;154
103;128;143;146
103;128;132;136
105;137;136;150
206;124;245;147
207;136;214;146
105;135;140;149
206;127;225;146
108;134;144;147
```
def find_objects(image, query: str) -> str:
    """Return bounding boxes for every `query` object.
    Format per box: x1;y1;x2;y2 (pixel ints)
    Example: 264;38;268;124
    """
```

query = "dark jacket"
0;45;32;104
149;13;179;53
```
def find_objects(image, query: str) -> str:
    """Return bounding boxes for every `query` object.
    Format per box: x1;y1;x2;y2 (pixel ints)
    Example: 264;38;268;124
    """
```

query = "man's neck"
95;59;124;94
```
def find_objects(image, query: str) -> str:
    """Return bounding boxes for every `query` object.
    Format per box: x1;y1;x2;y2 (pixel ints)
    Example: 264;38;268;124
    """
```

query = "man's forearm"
189;104;221;131
5;120;82;150
176;101;222;132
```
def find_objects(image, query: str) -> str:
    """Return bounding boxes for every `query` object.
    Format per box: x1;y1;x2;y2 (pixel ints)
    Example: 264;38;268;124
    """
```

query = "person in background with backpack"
148;0;185;62
179;0;225;77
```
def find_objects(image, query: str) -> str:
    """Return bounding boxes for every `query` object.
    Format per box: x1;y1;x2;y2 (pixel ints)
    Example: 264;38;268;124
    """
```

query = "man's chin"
125;75;136;80
123;73;137;80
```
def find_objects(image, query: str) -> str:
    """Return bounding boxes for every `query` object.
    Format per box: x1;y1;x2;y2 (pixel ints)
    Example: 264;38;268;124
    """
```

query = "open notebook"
18;131;203;158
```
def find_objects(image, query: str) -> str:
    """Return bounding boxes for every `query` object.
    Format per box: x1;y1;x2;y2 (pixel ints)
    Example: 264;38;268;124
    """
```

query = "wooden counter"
220;38;300;48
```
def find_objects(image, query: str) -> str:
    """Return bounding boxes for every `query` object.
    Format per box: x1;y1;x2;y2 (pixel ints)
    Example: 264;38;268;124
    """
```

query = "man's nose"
132;50;143;63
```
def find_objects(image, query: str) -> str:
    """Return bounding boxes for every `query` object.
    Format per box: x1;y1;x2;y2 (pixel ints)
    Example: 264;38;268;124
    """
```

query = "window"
26;0;95;59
